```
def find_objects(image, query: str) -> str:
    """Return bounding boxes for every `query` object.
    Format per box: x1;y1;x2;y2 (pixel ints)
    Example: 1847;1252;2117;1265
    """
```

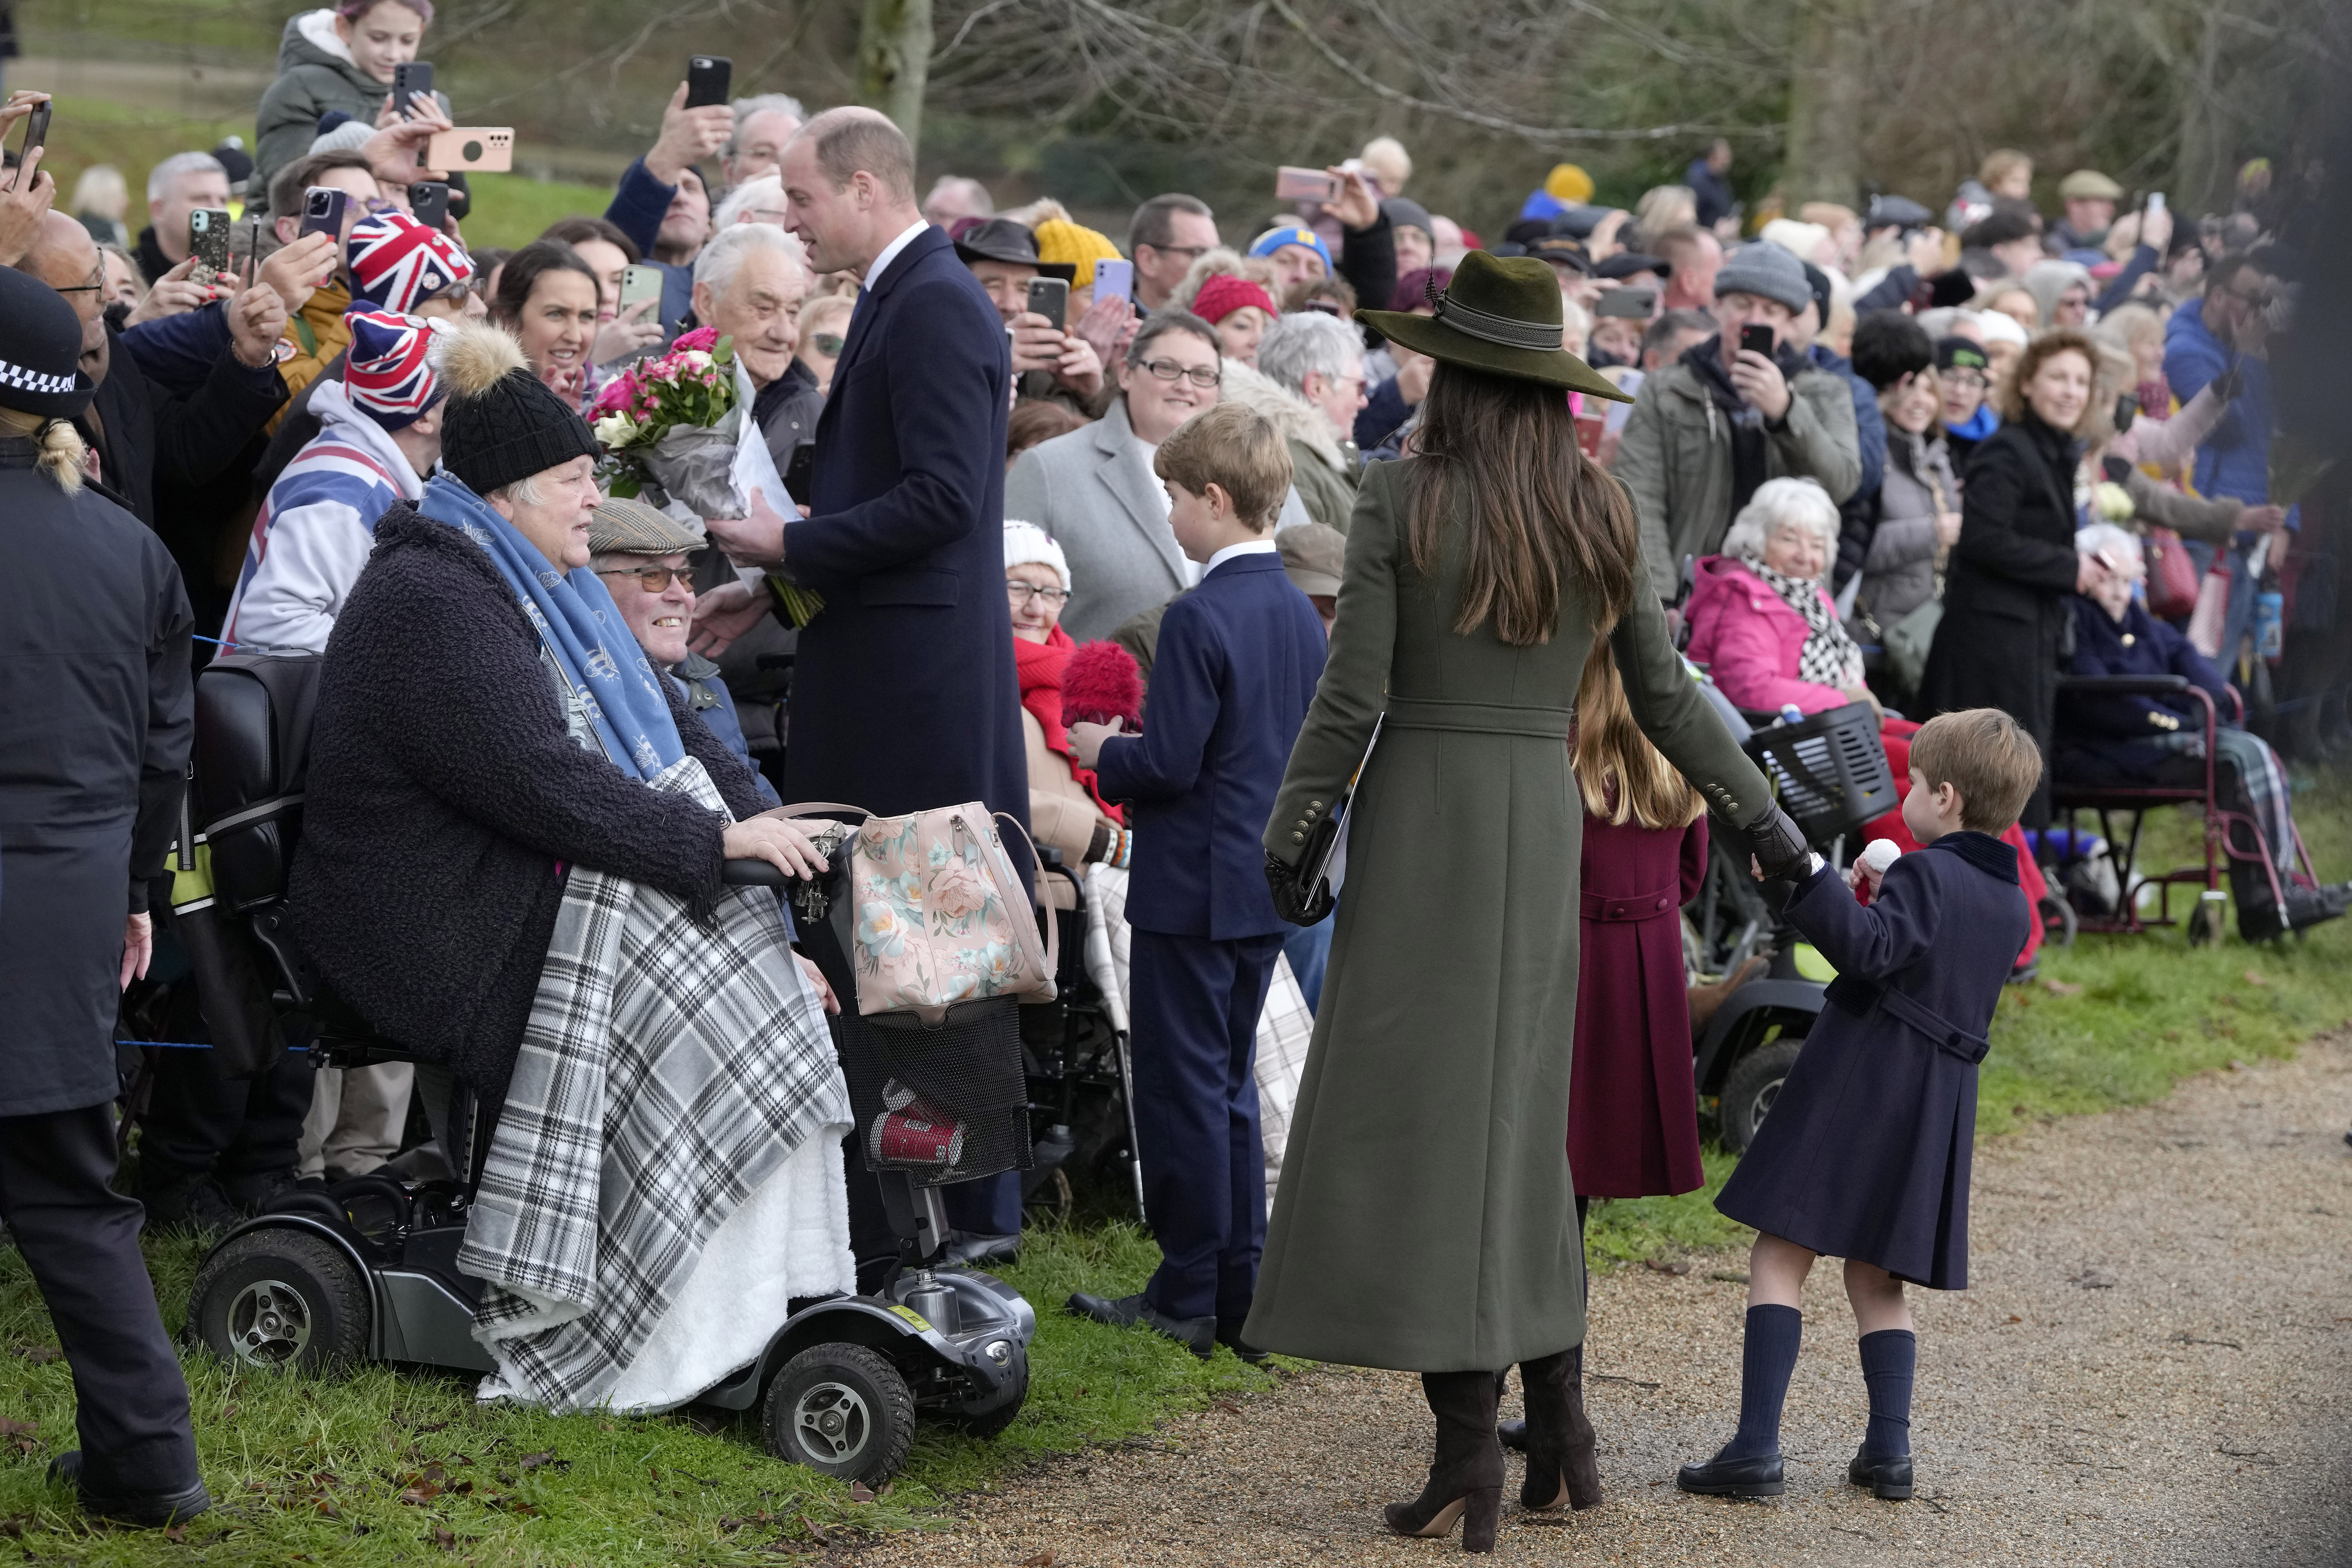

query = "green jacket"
1613;351;1862;600
1286;434;1360;537
252;9;452;215
1244;458;1769;1372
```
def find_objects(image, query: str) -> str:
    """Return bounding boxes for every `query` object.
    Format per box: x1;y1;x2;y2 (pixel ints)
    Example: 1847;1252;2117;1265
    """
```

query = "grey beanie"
1382;195;1434;237
1713;242;1812;313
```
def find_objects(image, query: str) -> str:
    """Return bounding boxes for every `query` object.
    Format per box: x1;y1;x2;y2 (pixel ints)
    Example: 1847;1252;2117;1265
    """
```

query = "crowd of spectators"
1;0;2348;1525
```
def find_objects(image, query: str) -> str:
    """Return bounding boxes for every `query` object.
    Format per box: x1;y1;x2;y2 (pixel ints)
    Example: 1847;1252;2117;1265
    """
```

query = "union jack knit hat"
344;310;446;430
346;210;474;315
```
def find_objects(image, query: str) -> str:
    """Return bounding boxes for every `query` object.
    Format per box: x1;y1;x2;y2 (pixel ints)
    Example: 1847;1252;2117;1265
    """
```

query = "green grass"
6;773;2347;1561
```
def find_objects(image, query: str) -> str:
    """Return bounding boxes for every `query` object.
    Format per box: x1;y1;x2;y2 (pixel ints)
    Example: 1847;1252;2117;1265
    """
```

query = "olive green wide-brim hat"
1358;249;1632;403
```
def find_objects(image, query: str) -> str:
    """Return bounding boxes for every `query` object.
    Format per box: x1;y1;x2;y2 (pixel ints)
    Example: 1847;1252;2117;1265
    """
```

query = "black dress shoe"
1066;1291;1214;1358
1676;1448;1785;1497
1847;1445;1914;1500
1496;1417;1529;1451
138;1176;238;1233
1215;1325;1270;1364
47;1451;211;1528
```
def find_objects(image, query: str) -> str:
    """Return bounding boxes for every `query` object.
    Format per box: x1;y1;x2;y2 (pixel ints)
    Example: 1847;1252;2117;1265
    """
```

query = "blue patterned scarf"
419;473;686;782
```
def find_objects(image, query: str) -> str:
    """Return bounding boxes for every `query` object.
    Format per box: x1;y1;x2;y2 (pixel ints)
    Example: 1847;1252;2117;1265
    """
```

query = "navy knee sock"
1723;1304;1803;1459
1858;1329;1916;1457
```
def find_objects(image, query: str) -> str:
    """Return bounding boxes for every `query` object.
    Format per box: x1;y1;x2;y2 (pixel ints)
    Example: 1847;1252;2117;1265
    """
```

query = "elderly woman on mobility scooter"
288;322;852;1414
1249;253;1804;1552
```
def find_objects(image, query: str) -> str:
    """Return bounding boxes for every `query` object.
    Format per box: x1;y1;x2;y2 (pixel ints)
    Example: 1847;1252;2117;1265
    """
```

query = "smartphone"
407;180;450;231
1738;322;1776;359
297;186;349;243
685;55;733;109
1091;257;1133;304
4;102;47;190
2146;191;2166;216
391;60;434;119
423;128;514;172
1026;276;1068;331
1275;164;1338;203
189;207;233;276
619;263;664;310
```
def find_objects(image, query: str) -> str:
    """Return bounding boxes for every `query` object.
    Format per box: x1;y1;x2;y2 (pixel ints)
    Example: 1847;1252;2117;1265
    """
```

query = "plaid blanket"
457;756;852;1412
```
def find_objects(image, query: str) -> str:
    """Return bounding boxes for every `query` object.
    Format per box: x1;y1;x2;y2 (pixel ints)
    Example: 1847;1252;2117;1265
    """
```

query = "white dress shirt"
1204;537;1280;575
862;219;932;293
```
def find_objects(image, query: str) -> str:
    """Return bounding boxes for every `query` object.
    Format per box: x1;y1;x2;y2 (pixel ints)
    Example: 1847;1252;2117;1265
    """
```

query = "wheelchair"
2049;675;2325;946
173;651;1035;1484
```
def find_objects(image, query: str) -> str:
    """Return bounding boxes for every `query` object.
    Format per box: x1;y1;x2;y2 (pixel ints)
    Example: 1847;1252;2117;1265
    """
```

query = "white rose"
593;411;640;447
676;349;715;371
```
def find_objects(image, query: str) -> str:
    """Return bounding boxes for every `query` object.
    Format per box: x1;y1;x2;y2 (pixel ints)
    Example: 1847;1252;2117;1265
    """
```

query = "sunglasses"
598;564;695;593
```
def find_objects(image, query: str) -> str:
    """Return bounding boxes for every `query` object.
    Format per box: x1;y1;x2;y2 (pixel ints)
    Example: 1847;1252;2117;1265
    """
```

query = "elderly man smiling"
691;223;821;476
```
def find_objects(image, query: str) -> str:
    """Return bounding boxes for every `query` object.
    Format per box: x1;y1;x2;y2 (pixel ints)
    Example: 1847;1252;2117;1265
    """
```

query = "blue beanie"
1248;225;1332;272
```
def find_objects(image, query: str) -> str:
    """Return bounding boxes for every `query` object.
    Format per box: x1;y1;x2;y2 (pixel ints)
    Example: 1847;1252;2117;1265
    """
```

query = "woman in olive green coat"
1248;253;1800;1553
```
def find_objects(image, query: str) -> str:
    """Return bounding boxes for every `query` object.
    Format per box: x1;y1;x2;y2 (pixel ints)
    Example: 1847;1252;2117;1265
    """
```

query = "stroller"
174;651;1035;1484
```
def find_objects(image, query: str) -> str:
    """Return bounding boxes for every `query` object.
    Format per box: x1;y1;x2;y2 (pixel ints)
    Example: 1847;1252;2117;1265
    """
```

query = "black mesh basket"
1741;701;1897;843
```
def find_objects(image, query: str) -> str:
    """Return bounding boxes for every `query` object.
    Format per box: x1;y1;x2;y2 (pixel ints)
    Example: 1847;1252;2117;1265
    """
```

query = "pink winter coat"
1683;555;1848;715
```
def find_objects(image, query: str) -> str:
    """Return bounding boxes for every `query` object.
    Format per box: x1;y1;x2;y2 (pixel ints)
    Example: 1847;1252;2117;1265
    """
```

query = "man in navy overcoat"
715;107;1030;1283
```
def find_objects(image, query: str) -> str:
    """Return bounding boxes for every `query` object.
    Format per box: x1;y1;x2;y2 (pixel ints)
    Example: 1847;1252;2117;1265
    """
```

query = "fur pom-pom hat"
430;322;600;498
1062;639;1143;731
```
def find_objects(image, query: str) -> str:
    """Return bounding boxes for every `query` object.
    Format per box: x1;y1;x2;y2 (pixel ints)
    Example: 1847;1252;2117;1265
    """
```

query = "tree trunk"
1782;0;1873;210
857;0;934;155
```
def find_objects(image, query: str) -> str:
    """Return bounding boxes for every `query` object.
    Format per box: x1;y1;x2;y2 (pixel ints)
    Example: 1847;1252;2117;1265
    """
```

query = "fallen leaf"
801;1514;830;1546
2007;1314;2023;1323
0;1418;35;1438
518;1450;561;1471
8;1347;60;1365
1643;1257;1692;1276
2243;968;2269;986
163;1523;187;1543
429;1523;457;1550
1022;1552;1055;1567
0;1516;27;1539
2041;978;2083;997
849;1481;875;1503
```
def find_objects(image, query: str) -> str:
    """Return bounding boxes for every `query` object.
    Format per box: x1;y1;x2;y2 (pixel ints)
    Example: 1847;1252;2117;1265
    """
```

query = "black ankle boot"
1516;1346;1601;1510
1385;1371;1504;1552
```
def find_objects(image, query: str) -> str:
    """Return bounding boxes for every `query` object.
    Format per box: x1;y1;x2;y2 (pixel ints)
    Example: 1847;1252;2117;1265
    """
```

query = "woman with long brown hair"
1247;253;1805;1552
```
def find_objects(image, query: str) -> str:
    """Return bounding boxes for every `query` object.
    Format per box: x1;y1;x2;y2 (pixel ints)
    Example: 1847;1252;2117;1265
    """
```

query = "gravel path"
872;1031;2352;1566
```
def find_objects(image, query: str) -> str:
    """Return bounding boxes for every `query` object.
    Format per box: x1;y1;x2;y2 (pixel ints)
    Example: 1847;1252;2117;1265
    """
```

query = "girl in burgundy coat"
1501;641;1710;1508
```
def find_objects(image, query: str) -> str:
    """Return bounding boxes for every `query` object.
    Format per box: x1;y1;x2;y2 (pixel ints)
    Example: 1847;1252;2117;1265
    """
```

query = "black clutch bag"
1265;717;1381;927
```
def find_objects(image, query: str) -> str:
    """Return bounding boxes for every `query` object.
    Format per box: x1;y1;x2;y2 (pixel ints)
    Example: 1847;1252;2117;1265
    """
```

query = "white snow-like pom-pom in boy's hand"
1848;836;1901;897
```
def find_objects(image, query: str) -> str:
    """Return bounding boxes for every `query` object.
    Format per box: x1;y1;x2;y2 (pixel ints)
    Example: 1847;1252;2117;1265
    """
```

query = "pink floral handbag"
781;802;1058;1025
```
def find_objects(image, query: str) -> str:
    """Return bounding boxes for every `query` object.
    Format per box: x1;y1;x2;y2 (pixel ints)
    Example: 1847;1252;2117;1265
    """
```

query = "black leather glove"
1741;802;1814;883
1265;851;1333;928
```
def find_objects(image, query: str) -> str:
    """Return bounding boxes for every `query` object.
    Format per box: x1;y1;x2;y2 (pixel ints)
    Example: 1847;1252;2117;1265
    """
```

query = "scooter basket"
1742;701;1896;843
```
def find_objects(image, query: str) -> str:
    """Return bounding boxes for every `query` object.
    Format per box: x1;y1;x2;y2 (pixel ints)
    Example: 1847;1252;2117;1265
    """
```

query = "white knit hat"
1003;519;1071;590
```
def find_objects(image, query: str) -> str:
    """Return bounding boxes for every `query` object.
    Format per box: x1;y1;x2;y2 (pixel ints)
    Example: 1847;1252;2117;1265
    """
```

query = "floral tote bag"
837;803;1058;1024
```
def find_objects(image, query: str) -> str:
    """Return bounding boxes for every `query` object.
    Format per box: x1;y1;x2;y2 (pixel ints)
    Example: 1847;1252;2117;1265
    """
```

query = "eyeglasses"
1005;581;1071;607
811;332;845;355
1941;370;1987;392
598;564;695;593
1140;243;1211;262
1136;357;1222;388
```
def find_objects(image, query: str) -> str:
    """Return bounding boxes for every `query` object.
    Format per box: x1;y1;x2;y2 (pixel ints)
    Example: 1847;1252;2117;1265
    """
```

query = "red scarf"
1015;625;1122;824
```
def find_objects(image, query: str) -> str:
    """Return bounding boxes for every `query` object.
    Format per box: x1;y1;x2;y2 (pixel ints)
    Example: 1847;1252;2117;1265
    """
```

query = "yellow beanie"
1544;164;1595;205
1033;218;1124;289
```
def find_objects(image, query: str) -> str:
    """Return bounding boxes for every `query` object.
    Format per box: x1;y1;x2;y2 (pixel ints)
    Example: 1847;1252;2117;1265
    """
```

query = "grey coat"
1861;428;1960;624
1003;398;1311;642
1613;352;1863;600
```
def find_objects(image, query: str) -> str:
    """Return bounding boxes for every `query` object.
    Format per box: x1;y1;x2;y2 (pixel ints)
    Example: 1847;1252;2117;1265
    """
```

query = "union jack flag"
347;211;473;314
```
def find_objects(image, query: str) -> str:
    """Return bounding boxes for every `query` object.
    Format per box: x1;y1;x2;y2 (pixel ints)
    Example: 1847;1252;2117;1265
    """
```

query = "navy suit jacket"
1094;552;1326;939
781;227;1029;851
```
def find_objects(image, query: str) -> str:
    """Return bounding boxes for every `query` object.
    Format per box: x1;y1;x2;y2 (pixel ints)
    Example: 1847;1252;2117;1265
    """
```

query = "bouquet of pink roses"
591;327;822;625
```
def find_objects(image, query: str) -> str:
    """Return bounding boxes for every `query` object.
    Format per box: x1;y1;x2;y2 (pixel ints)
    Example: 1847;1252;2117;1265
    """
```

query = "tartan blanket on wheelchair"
456;755;854;1413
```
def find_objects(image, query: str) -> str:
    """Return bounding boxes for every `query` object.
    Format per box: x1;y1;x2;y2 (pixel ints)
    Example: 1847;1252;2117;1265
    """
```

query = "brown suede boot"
1385;1370;1505;1552
1515;1346;1601;1510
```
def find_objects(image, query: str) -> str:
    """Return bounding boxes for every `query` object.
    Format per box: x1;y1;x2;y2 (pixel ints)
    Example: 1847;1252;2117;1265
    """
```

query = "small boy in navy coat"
1066;402;1328;1359
1680;709;2042;1502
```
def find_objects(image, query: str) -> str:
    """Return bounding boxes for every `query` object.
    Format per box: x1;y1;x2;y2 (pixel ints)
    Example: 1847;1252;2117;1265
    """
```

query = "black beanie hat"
430;323;600;497
0;266;98;419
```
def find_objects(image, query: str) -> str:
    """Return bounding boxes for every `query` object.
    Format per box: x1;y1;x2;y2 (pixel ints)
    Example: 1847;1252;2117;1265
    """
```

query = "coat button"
1656;897;1670;910
1291;831;1305;842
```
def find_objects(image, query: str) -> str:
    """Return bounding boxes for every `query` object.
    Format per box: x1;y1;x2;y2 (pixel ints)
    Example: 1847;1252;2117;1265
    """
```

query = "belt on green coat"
1382;696;1575;738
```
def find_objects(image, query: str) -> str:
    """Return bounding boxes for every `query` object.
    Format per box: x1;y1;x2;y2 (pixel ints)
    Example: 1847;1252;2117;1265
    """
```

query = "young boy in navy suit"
1680;709;2043;1502
1066;402;1329;1360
